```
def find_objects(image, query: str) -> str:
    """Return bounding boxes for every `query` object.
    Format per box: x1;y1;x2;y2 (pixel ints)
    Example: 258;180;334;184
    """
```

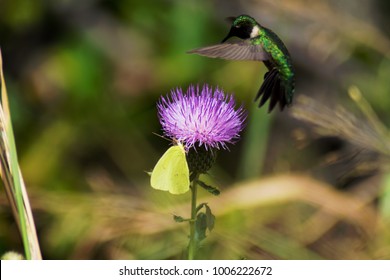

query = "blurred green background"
1;0;390;259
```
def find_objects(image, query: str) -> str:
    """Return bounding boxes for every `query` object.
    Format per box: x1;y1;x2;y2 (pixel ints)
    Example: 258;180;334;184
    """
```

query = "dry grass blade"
290;92;390;158
30;174;379;259
0;49;42;259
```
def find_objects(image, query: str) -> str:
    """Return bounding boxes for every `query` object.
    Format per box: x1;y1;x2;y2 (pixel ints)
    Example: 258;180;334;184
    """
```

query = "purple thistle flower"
157;84;247;150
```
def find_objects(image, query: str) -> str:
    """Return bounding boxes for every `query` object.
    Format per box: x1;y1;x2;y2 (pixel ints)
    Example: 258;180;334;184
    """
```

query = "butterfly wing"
150;144;190;195
168;144;190;194
187;40;270;61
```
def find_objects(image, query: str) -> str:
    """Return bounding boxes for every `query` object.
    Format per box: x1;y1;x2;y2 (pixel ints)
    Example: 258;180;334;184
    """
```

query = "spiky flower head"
157;84;247;151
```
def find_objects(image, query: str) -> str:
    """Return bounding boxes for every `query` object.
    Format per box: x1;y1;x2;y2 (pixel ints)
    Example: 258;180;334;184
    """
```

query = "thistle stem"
188;173;199;260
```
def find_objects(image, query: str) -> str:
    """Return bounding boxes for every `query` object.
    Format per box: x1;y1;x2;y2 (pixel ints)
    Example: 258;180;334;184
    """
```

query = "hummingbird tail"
254;68;290;112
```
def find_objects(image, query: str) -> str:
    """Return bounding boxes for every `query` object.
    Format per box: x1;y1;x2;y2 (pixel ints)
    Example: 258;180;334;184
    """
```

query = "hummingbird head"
222;15;259;42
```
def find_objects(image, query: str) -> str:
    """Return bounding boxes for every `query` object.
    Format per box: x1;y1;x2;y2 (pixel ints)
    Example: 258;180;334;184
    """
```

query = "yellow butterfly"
150;142;190;195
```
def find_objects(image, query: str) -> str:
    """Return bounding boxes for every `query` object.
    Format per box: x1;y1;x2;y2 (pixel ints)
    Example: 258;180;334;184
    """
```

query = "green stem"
188;173;199;260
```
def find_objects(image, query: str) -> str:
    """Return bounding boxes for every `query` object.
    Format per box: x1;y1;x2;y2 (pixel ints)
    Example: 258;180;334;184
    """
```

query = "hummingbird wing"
188;38;294;112
187;40;270;61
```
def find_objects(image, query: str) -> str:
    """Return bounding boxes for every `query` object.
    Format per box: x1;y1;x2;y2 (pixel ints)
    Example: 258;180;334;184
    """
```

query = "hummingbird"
188;15;295;112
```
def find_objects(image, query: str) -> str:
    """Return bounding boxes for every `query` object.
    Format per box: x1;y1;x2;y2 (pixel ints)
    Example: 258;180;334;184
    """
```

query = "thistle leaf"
197;180;220;196
204;204;215;231
195;212;208;242
173;215;186;223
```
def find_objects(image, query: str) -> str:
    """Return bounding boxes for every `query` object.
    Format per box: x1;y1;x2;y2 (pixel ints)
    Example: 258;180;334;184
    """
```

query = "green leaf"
204;204;215;231
194;204;216;243
196;202;207;214
173;215;185;223
197;180;220;196
195;212;208;242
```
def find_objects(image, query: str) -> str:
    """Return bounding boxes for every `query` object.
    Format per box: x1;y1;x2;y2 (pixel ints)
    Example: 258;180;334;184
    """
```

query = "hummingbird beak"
221;35;230;43
221;28;235;43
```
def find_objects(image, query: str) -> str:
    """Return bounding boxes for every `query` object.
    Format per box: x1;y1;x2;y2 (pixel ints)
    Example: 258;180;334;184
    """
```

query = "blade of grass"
0;49;41;259
238;104;271;180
